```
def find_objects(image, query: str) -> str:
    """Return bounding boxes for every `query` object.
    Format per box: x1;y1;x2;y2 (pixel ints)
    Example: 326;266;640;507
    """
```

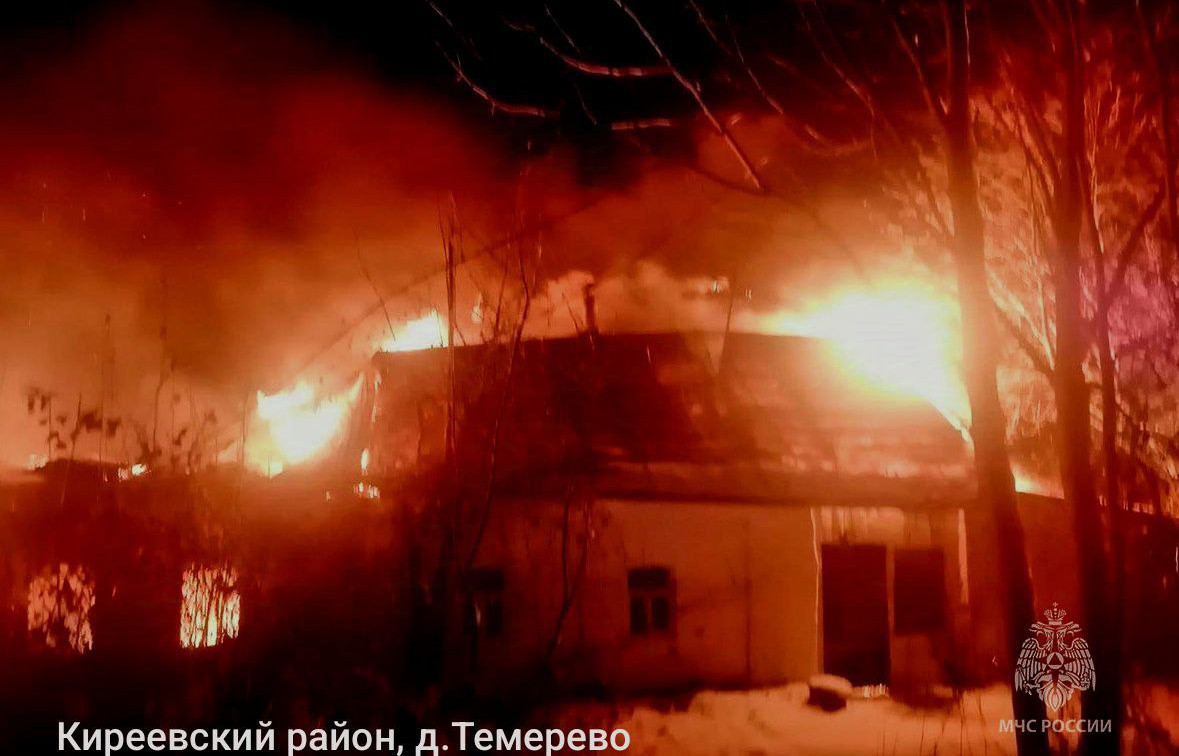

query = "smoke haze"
0;2;892;467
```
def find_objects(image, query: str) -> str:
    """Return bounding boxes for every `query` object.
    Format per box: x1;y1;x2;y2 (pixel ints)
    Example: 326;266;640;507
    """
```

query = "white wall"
470;498;960;694
471;498;817;692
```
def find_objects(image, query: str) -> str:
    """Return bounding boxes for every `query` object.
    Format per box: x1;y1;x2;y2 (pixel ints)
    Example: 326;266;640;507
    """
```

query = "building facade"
359;332;976;695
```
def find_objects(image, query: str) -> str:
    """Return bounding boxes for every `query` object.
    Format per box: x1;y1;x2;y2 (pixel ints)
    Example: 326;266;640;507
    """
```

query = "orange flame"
1013;465;1062;497
180;565;241;649
379;310;447;352
247;378;361;476
760;283;967;430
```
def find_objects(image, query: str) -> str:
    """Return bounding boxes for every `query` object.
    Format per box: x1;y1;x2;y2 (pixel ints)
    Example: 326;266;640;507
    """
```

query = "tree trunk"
1054;225;1121;754
1092;197;1127;756
1055;7;1121;751
944;3;1047;754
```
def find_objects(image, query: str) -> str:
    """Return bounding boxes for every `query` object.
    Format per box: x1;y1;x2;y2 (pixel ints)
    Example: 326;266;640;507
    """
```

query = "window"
893;548;946;634
628;566;674;635
468;567;504;638
27;563;96;654
180;564;241;649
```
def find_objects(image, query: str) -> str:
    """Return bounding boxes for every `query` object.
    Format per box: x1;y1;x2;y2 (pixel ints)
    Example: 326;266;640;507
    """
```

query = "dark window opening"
468;567;505;638
894;548;946;635
628;566;674;635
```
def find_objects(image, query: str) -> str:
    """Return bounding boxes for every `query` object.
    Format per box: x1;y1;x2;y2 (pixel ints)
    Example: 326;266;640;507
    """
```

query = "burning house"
6;329;1177;702
4;326;1178;750
9;0;1179;751
349;328;1179;701
353;330;977;694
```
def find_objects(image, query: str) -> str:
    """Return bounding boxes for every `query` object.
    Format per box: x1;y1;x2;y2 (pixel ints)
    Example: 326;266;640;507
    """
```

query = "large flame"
379;310;448;352
243;310;445;477
247;378;360;476
762;283;967;429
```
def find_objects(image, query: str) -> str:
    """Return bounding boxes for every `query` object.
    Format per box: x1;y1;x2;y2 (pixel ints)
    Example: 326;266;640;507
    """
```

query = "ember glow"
379;310;448;352
27;564;97;654
765;283;966;429
180;566;241;649
247;379;361;476
354;481;381;500
116;463;149;481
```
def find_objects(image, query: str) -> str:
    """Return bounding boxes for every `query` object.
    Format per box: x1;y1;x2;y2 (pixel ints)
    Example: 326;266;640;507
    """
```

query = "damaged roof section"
360;332;971;503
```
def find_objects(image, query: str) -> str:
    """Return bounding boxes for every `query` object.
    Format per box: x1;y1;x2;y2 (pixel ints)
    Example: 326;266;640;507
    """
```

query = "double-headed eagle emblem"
1014;603;1095;711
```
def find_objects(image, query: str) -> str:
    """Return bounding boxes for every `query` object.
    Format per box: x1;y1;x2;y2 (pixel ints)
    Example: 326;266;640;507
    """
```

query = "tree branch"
995;301;1056;378
506;19;673;77
1102;182;1165;314
610;0;767;192
885;2;948;126
438;45;559;118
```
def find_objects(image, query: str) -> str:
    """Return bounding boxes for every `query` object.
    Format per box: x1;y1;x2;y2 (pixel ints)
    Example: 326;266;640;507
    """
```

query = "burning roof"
358;331;970;500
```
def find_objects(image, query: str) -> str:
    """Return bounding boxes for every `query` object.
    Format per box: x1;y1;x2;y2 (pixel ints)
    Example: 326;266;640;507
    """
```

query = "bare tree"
977;5;1179;749
429;1;1050;751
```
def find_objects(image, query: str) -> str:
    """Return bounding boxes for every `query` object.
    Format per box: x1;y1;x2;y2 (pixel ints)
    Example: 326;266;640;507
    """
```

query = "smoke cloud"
0;2;887;467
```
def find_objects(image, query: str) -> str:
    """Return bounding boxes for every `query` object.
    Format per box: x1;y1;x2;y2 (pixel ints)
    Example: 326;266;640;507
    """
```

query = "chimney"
582;281;598;336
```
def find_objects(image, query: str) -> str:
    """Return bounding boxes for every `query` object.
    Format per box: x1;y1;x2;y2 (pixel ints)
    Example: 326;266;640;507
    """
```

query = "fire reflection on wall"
180;565;241;649
27;563;97;653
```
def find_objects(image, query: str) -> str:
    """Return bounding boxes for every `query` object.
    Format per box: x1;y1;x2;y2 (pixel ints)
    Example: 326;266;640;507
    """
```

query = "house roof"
363;331;970;501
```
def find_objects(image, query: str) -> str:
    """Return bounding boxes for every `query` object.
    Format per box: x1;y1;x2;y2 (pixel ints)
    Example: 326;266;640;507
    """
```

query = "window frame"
627;566;675;636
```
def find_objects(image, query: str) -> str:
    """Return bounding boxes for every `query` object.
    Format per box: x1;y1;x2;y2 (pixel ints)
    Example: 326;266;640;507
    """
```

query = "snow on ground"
1127;683;1179;754
553;685;1016;756
549;681;1179;755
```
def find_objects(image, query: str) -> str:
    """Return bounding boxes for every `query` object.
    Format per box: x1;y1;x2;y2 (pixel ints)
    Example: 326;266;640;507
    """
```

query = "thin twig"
610;0;767;192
